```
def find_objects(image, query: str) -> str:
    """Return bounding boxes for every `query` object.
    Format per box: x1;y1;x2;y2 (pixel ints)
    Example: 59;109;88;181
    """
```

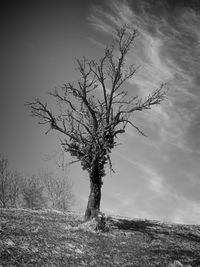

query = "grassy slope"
0;209;200;267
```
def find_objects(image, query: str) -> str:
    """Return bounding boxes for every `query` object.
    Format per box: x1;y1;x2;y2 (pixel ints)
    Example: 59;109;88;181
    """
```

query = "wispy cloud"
87;37;105;49
103;151;200;223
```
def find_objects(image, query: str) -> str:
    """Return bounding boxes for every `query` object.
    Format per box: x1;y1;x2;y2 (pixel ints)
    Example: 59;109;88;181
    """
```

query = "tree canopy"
27;26;167;219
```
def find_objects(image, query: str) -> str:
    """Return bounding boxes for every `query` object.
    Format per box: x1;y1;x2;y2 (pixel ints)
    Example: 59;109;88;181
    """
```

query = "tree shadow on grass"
109;217;200;242
109;217;156;233
108;217;200;266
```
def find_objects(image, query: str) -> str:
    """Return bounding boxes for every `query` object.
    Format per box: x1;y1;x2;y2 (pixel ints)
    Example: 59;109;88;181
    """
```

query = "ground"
0;208;200;266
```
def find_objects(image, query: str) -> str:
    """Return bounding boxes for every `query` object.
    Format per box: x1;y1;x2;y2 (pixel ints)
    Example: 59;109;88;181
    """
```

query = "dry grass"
0;208;200;266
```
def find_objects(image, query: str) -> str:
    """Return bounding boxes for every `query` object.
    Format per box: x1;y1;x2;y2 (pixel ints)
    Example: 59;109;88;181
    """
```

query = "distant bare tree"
21;174;46;209
9;171;22;207
41;170;74;211
0;155;22;208
0;155;10;208
27;26;167;220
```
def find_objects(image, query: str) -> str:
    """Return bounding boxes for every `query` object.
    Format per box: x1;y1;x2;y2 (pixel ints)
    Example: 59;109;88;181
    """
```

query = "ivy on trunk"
26;26;167;220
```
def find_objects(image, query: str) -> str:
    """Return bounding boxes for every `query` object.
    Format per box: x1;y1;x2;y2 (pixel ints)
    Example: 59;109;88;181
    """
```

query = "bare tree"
0;155;22;208
21;174;46;209
41;170;74;211
0;155;10;208
9;171;22;207
26;26;167;220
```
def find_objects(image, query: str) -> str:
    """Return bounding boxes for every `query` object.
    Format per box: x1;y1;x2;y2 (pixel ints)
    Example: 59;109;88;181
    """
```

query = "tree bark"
84;163;102;220
84;181;101;220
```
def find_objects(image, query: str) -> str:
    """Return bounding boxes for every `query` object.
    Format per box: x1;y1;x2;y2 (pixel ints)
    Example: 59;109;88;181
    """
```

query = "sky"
1;0;200;224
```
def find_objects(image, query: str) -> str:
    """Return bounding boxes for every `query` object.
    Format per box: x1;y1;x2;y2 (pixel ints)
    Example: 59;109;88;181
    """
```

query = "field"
0;208;200;266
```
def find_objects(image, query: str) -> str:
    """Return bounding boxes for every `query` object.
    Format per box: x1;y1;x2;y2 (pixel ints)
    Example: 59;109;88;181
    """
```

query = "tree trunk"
84;163;102;220
84;181;101;220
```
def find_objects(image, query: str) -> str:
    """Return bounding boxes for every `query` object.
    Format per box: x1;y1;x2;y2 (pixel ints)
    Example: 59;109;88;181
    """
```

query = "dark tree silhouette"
26;27;167;220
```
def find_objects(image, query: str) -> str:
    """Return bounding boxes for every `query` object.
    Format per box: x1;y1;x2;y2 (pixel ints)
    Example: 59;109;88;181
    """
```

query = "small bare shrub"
95;212;110;232
74;212;111;233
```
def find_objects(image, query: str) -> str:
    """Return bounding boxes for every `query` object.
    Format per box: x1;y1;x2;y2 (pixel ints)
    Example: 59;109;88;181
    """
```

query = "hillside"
0;209;200;266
